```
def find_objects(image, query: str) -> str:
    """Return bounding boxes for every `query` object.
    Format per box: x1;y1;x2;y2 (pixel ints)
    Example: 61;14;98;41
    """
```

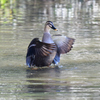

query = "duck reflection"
26;66;69;94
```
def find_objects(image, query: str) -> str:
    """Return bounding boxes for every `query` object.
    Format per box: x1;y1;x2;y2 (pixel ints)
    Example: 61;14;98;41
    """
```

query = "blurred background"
0;0;100;100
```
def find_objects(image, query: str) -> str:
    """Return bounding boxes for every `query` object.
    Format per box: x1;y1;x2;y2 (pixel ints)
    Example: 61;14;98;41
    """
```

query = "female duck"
26;21;75;67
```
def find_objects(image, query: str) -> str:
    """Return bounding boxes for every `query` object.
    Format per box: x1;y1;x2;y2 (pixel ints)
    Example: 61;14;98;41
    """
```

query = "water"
0;0;100;100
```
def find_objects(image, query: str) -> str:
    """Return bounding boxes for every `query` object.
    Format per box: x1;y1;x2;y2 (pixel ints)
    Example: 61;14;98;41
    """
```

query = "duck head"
44;21;57;32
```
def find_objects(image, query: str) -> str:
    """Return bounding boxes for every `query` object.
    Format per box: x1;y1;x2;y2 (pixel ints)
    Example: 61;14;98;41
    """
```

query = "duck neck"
42;32;54;44
44;25;50;33
42;27;54;43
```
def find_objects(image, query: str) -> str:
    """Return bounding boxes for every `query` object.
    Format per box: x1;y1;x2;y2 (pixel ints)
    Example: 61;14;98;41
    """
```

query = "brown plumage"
26;21;75;67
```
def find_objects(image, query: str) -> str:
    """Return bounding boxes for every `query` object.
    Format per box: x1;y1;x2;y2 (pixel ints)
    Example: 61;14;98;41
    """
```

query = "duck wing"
26;38;56;67
53;35;75;54
26;38;38;67
52;35;75;64
35;41;56;57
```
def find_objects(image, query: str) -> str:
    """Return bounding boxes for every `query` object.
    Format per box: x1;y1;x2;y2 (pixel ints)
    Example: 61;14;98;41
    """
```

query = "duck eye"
49;24;52;28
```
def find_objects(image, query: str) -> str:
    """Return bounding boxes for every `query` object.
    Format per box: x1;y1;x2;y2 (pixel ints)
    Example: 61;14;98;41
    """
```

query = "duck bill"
54;29;58;31
51;25;58;31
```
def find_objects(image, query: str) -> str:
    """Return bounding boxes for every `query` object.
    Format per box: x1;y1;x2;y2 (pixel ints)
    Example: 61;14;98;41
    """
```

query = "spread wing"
53;35;75;54
26;38;38;67
35;41;56;57
52;35;75;64
26;38;56;67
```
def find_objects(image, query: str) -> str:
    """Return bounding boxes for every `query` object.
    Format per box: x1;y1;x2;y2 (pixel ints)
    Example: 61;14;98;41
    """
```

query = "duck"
26;21;75;67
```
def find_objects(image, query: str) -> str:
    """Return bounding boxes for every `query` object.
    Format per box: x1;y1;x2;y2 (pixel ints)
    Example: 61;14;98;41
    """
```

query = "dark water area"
0;0;100;100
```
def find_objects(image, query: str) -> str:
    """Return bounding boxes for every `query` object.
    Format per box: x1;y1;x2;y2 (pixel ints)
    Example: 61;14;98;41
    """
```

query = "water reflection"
1;0;100;24
26;67;70;94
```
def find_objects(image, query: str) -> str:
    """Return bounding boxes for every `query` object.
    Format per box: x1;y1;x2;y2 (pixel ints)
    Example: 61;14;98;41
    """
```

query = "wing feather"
35;41;56;57
52;35;75;64
53;35;75;54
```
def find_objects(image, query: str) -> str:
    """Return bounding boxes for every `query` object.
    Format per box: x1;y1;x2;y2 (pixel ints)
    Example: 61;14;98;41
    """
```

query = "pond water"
0;0;100;100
